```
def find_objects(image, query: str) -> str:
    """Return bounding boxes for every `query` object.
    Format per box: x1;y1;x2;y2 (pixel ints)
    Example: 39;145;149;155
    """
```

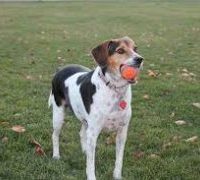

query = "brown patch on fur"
91;41;110;67
91;36;137;72
108;57;118;70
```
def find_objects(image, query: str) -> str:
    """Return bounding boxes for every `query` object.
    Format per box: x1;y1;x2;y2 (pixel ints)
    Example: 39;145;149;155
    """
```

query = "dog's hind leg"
79;120;88;153
52;95;64;159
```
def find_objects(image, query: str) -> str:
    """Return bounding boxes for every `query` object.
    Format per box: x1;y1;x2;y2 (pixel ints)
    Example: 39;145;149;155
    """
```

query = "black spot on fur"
101;67;107;75
52;64;89;106
108;41;119;56
77;71;96;114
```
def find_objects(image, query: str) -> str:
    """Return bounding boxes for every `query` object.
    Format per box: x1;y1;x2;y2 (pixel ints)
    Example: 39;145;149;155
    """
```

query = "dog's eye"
116;48;125;54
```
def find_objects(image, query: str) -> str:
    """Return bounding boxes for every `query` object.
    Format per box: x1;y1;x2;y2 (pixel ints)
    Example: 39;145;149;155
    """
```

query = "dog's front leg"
113;124;129;180
86;126;100;180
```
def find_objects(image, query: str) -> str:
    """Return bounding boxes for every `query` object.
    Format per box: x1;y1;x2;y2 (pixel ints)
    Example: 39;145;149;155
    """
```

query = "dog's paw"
52;155;60;160
113;173;122;180
113;177;122;180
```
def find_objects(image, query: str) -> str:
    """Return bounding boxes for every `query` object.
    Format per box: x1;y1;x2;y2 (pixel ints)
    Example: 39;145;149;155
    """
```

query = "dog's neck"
98;67;130;94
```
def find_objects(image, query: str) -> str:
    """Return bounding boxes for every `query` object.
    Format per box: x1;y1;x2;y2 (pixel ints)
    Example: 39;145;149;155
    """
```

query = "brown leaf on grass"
133;151;145;159
106;133;116;145
0;121;10;126
11;125;25;133
182;68;188;73
147;70;157;77
181;73;190;77
26;75;35;80
2;136;8;143
192;102;200;109
166;72;173;76
35;146;46;156
30;139;42;147
185;136;198;143
143;94;150;100
189;72;196;77
30;139;46;156
148;153;160;159
13;113;21;117
175;120;187;125
162;142;172;149
170;112;175;118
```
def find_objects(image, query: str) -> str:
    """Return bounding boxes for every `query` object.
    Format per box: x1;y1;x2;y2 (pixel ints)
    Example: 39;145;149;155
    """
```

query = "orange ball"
121;66;138;80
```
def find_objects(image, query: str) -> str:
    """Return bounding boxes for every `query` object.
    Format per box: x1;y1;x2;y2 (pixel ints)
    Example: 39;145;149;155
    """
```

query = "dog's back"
49;64;90;107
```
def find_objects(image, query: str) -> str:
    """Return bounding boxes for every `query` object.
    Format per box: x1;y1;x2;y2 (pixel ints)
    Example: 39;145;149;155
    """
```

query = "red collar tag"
119;100;127;110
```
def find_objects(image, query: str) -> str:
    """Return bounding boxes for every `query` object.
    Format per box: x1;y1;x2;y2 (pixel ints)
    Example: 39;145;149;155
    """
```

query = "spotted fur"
49;36;144;180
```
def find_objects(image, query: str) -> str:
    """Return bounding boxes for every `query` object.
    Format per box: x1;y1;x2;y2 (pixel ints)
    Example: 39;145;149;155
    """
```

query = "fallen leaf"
2;136;8;143
175;120;187;125
148;153;160;159
181;73;190;77
35;146;46;156
189;72;196;77
185;136;198;143
170;112;175;118
182;68;188;73
162;142;172;149
166;72;173;76
143;94;150;99
106;133;116;145
148;70;157;77
133;151;145;159
30;139;42;147
30;139;46;156
13;113;21;117
192;103;200;109
26;75;35;80
0;121;10;126
11;125;26;133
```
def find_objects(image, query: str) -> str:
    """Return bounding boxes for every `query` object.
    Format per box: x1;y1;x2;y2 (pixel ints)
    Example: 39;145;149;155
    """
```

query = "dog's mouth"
119;64;139;84
127;78;137;84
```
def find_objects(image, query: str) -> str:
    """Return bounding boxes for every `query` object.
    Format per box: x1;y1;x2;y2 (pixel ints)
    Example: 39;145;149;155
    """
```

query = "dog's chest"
93;91;130;131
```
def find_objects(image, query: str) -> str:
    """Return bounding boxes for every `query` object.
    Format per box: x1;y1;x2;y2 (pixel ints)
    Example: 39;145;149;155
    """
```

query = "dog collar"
98;69;128;92
98;69;128;110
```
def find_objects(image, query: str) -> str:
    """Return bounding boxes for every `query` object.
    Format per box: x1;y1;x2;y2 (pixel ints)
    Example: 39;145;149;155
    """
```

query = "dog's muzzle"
132;56;144;68
120;56;144;84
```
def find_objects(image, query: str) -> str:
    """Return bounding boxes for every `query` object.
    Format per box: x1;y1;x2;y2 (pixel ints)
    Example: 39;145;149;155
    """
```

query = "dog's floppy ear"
91;40;118;67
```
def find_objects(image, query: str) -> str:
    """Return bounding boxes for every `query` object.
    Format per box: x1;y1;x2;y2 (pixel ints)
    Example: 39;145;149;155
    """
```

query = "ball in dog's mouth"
120;64;139;83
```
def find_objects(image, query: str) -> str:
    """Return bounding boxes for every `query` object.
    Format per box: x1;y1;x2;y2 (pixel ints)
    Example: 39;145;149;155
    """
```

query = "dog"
48;36;143;180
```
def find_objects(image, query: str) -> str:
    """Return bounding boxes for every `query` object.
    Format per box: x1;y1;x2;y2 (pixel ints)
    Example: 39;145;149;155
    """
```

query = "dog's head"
91;36;143;83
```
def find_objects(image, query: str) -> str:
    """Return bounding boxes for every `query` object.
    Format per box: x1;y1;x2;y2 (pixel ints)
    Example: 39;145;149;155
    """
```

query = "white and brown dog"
48;36;143;180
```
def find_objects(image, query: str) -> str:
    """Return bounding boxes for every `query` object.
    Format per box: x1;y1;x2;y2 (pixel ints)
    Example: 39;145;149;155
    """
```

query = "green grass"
0;1;200;179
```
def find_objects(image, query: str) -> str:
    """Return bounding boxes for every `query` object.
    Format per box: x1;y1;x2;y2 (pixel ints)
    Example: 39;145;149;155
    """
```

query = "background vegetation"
0;1;199;179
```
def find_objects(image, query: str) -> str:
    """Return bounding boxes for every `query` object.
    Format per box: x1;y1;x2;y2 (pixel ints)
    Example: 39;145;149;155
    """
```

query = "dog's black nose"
134;57;143;64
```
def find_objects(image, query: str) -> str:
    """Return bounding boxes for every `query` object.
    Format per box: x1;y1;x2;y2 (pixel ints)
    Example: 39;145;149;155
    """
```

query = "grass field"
0;1;200;179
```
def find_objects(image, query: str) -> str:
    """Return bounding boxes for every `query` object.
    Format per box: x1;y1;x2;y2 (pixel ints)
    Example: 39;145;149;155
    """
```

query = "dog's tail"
48;90;53;108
